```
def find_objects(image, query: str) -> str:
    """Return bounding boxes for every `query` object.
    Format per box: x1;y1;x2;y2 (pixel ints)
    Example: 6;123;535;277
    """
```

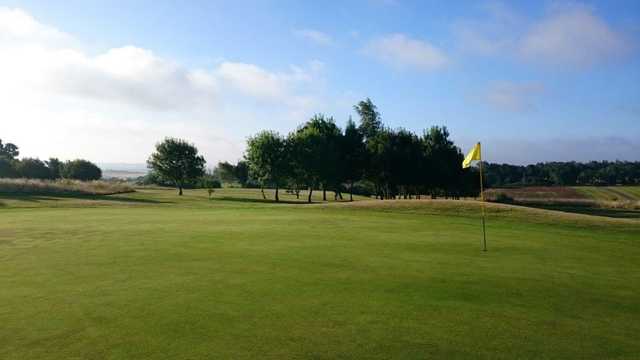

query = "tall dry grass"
0;178;134;195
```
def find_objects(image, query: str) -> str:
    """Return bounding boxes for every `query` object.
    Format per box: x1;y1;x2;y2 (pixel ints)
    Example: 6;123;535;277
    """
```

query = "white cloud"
364;33;448;71
0;7;324;164
0;7;71;45
481;81;544;112
520;5;630;67
455;3;632;68
293;29;334;46
216;61;321;104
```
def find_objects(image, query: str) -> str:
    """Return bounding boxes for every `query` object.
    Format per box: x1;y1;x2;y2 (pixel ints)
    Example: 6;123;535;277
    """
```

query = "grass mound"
0;178;134;195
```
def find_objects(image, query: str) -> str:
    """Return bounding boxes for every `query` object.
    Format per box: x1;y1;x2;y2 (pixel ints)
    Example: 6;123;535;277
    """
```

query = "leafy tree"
422;126;459;197
245;131;288;202
214;161;238;185
46;158;63;179
0;139;19;160
62;159;102;181
0;157;17;178
15;158;51;179
289;114;342;201
341;118;366;201
147;138;205;195
354;98;381;139
234;160;250;187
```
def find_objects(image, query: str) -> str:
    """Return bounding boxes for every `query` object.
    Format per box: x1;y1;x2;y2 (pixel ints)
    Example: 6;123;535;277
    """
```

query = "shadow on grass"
0;193;170;205
212;196;314;205
524;204;640;219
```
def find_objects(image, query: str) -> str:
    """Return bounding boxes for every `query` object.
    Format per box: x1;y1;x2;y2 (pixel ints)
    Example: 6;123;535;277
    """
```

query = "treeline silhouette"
484;161;640;187
241;98;480;202
0;139;102;181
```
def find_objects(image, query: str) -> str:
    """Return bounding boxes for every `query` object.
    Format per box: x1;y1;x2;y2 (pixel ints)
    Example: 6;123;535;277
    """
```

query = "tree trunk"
178;186;183;196
308;187;313;203
322;184;327;201
261;185;266;199
275;186;279;202
349;181;353;202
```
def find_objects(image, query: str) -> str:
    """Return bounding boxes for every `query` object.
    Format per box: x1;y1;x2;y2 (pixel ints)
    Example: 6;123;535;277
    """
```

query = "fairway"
1;189;639;359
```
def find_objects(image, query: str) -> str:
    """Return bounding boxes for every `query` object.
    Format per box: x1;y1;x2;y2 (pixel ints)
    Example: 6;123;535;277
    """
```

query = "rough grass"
0;178;134;195
486;186;640;215
1;188;638;359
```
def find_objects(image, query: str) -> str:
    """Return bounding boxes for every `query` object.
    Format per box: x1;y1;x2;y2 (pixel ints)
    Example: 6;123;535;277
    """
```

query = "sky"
0;0;639;167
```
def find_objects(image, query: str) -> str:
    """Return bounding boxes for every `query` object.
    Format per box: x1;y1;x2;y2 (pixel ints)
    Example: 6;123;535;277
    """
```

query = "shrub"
350;180;376;196
494;192;515;204
62;159;102;181
199;176;222;189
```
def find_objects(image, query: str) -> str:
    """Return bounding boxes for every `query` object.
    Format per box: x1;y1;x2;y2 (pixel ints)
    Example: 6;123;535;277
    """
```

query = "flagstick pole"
478;142;487;252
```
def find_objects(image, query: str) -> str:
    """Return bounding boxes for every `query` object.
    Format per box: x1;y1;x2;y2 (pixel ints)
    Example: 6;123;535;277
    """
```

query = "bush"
62;159;102;181
350;180;376;196
0;178;133;195
199;175;221;189
493;192;515;204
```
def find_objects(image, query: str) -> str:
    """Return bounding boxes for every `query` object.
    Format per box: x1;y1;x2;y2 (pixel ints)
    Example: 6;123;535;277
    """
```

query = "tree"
341;118;366;201
147;138;205;195
0;157;17;178
15;158;51;179
422;126;459;197
62;159;102;181
245;131;288;202
0;139;19;160
234;160;250;187
289;115;342;201
46;158;63;179
354;98;381;139
214;161;238;185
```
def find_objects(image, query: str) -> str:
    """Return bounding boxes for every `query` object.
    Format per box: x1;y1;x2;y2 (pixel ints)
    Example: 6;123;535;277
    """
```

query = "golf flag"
463;142;487;251
462;142;481;169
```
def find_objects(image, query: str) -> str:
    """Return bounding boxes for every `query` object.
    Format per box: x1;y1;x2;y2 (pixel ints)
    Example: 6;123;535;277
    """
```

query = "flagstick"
478;143;487;252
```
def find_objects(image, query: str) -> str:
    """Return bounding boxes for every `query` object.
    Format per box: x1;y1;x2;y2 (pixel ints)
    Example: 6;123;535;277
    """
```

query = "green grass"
1;189;639;359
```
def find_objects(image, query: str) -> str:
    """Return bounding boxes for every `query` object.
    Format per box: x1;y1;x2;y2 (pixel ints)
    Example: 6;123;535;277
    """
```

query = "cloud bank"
0;7;324;164
455;3;632;68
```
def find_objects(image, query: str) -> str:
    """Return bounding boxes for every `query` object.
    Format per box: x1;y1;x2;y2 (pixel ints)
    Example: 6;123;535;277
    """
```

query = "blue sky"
0;0;638;166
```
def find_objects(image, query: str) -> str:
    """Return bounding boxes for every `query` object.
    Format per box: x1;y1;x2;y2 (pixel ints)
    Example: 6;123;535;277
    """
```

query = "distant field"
486;185;640;201
1;188;638;359
485;186;640;218
574;186;640;201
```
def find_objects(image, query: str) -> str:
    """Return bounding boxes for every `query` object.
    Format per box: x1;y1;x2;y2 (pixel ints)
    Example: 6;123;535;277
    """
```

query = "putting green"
1;189;638;359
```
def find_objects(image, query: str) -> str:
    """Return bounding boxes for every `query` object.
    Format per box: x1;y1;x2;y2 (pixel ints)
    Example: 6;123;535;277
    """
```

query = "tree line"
0;139;102;181
242;98;479;202
484;161;640;187
142;99;478;199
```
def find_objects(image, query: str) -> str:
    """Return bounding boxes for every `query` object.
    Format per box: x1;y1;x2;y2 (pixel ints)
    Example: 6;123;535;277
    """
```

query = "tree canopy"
244;99;480;202
245;131;288;202
147;138;205;195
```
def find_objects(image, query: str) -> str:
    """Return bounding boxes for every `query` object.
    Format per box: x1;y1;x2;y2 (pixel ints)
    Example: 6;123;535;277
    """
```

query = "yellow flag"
462;142;481;169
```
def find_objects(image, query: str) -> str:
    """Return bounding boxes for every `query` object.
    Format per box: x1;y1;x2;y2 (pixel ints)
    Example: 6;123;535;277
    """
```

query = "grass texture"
1;188;638;359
